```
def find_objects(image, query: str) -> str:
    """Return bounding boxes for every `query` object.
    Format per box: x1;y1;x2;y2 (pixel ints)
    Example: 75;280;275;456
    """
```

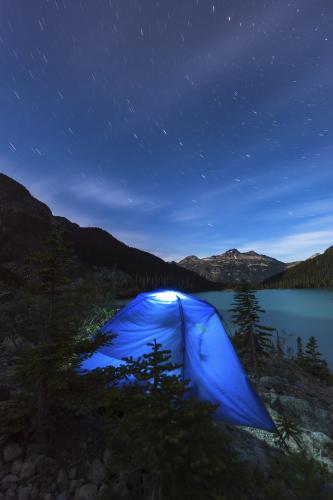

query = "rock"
30;484;39;498
301;431;333;472
102;448;112;466
87;458;106;486
43;494;52;500
259;375;289;389
56;494;68;500
3;444;23;462
0;290;15;304
10;459;23;476
20;461;35;480
17;485;32;500
56;469;68;492
112;476;130;498
69;480;83;494
4;489;17;500
178;249;288;285
34;455;56;476
74;483;97;500
68;467;77;480
98;484;109;496
277;395;332;434
1;474;19;485
0;385;10;402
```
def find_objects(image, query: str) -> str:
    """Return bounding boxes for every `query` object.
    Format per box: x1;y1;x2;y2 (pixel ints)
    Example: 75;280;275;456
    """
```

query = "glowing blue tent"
81;290;275;431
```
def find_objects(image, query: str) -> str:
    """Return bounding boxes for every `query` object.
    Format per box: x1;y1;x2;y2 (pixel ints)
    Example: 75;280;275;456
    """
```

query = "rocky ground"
0;443;114;500
1;336;333;499
229;366;333;475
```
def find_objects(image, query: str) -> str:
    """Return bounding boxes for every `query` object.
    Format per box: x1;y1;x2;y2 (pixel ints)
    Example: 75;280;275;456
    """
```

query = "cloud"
239;230;333;262
69;179;154;210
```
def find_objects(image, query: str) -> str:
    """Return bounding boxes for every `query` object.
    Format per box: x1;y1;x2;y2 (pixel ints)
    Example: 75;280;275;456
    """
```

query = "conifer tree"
229;286;273;378
275;330;283;359
104;340;245;500
1;231;110;446
304;336;321;363
296;336;303;361
302;336;331;381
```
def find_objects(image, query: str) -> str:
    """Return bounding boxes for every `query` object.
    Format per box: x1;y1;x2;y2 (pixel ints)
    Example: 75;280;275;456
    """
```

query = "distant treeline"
262;246;333;289
124;271;221;295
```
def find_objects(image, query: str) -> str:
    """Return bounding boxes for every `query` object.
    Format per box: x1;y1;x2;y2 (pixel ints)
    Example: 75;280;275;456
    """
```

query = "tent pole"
177;297;186;380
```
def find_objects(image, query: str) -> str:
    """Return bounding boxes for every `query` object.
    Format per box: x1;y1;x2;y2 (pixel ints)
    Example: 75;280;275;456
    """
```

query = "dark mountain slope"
0;173;214;291
263;246;333;288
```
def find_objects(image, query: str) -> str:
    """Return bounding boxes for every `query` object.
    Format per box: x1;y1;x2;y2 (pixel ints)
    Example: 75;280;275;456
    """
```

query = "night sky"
1;1;333;262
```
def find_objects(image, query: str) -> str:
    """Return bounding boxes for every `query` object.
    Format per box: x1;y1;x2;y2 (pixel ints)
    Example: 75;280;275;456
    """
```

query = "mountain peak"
307;252;321;260
0;173;30;196
178;248;287;285
225;248;240;255
0;173;52;220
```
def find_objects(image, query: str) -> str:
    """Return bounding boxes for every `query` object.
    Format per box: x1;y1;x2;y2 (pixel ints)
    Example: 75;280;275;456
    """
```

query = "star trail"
1;0;333;262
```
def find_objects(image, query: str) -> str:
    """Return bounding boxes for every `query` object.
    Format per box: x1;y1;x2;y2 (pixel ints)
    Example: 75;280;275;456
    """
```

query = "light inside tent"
150;290;187;302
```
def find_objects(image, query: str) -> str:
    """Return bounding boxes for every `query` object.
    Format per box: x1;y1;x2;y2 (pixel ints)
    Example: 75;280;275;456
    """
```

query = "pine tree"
103;340;246;500
229;286;273;378
274;415;303;452
275;330;283;359
296;336;303;361
304;336;321;363
1;231;111;446
302;336;331;382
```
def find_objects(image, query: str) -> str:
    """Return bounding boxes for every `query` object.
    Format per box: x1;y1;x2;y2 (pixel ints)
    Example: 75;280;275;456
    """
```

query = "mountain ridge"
0;173;215;292
263;246;333;288
178;249;289;285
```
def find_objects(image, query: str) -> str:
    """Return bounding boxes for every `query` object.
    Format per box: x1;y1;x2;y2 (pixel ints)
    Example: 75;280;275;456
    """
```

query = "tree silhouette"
229;286;273;378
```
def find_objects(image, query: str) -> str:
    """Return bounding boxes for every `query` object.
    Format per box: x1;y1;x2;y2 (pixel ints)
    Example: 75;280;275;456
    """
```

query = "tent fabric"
81;290;275;431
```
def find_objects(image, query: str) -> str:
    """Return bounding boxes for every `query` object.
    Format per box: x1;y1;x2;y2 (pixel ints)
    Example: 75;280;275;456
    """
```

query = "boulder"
68;467;77;480
98;484;109;496
10;459;23;476
56;469;68;491
102;448;112;466
69;479;83;494
87;458;106;485
74;483;97;500
30;485;39;498
4;489;17;500
20;461;35;480
0;385;10;402
1;474;19;485
17;485;32;500
56;494;69;500
34;455;56;476
0;291;15;304
3;444;23;463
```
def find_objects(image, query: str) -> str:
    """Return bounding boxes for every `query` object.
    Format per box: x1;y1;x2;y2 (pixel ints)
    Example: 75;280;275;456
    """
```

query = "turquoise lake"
195;289;333;367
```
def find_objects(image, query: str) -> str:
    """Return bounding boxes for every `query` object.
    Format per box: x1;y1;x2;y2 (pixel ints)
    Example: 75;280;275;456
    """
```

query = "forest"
263;246;333;289
0;231;332;499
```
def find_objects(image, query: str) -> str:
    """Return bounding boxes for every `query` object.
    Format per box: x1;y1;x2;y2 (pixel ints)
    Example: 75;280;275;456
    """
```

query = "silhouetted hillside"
0;173;215;292
263;246;333;288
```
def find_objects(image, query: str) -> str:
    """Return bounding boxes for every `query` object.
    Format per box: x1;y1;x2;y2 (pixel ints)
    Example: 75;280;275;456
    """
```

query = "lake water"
195;289;333;368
